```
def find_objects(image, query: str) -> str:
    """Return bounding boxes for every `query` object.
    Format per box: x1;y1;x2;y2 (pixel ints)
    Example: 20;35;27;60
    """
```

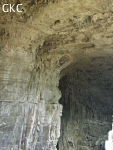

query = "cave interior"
1;0;113;150
58;54;113;150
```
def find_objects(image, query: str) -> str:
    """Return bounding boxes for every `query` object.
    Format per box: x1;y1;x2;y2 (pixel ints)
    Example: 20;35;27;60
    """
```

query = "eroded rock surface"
0;0;113;150
58;58;113;149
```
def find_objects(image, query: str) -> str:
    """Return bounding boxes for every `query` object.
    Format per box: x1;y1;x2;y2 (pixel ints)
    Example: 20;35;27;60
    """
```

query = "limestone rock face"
58;61;113;149
0;0;113;150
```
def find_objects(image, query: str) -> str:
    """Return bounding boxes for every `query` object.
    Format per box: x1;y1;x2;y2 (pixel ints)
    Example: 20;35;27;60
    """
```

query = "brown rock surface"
0;0;113;149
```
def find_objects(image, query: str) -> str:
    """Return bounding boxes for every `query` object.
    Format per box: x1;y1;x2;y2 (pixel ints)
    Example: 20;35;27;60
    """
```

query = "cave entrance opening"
105;118;113;150
57;55;113;150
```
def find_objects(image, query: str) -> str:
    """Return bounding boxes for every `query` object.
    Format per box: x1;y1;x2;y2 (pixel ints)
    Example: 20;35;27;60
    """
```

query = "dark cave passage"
58;55;113;150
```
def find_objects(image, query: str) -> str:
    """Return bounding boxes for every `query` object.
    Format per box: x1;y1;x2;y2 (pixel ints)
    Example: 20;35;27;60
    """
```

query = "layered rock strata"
0;0;113;150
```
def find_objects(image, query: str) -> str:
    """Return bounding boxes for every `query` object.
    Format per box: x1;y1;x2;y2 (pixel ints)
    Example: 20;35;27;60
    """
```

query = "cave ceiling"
0;1;113;150
0;0;113;55
0;0;113;99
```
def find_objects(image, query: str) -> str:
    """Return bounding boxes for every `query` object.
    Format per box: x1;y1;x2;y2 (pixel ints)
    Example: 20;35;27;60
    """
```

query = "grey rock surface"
0;0;113;149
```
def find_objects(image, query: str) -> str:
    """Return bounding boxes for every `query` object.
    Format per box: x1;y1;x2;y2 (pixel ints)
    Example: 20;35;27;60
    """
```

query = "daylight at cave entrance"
0;0;113;150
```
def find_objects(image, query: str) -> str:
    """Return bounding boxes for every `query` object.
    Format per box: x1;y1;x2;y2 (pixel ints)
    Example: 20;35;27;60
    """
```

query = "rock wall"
0;43;64;150
0;0;113;150
58;65;113;150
